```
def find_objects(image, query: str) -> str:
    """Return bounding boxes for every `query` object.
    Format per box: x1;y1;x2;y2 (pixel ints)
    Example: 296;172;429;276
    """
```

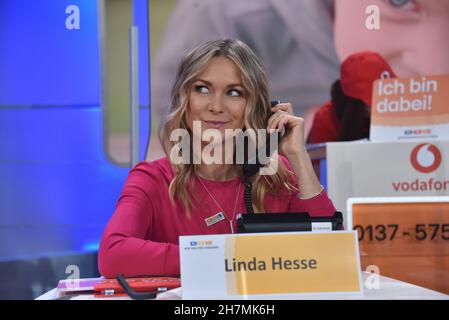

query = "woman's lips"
203;120;230;129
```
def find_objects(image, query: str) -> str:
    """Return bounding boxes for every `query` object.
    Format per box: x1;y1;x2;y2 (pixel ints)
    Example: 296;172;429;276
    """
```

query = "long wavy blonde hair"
159;39;297;214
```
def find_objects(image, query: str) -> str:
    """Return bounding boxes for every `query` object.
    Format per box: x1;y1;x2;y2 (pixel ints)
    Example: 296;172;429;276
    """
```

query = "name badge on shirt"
205;212;225;227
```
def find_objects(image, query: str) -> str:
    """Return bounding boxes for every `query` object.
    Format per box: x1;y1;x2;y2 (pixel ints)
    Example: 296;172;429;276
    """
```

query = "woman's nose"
208;94;225;113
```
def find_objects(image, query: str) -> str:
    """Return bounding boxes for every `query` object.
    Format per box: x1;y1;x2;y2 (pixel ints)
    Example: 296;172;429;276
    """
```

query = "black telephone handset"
242;100;282;213
239;100;344;231
242;100;282;180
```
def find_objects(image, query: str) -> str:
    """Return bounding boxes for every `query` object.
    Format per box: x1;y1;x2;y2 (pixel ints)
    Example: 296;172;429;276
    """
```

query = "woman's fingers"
277;116;289;136
271;102;294;115
267;103;297;133
268;112;289;133
271;114;305;134
267;110;285;129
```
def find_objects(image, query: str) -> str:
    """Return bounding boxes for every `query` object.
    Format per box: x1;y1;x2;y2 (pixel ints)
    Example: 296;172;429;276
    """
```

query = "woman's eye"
380;0;421;20
228;89;242;97
195;85;209;93
387;0;416;10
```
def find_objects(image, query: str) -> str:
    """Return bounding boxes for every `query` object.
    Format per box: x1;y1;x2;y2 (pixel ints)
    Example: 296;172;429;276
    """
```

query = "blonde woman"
98;39;336;278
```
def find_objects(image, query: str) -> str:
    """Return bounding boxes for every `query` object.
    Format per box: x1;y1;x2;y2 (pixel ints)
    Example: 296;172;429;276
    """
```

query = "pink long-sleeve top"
98;156;336;278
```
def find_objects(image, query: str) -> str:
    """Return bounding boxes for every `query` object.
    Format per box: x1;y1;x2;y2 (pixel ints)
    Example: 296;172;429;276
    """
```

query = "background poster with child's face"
334;0;449;78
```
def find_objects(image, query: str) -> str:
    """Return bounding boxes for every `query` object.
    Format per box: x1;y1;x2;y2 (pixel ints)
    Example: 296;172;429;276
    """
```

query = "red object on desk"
94;277;181;298
57;277;181;298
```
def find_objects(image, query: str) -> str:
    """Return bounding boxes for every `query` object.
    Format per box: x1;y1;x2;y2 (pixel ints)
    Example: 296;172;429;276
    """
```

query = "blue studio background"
0;0;150;299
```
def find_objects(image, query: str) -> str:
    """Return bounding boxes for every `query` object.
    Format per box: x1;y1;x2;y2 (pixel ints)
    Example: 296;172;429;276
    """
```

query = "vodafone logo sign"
410;144;442;174
392;143;446;192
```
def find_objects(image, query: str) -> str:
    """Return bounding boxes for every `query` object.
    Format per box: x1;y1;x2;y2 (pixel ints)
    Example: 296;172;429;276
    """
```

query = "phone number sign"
351;200;449;294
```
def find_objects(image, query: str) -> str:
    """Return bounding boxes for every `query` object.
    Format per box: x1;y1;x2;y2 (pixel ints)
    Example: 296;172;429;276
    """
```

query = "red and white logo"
410;144;442;174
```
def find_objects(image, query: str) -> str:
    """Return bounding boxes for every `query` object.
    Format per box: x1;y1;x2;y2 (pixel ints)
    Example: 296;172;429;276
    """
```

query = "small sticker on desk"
312;222;332;232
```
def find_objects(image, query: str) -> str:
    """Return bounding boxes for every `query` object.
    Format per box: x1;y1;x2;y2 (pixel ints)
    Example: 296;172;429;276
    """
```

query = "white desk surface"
36;272;449;300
